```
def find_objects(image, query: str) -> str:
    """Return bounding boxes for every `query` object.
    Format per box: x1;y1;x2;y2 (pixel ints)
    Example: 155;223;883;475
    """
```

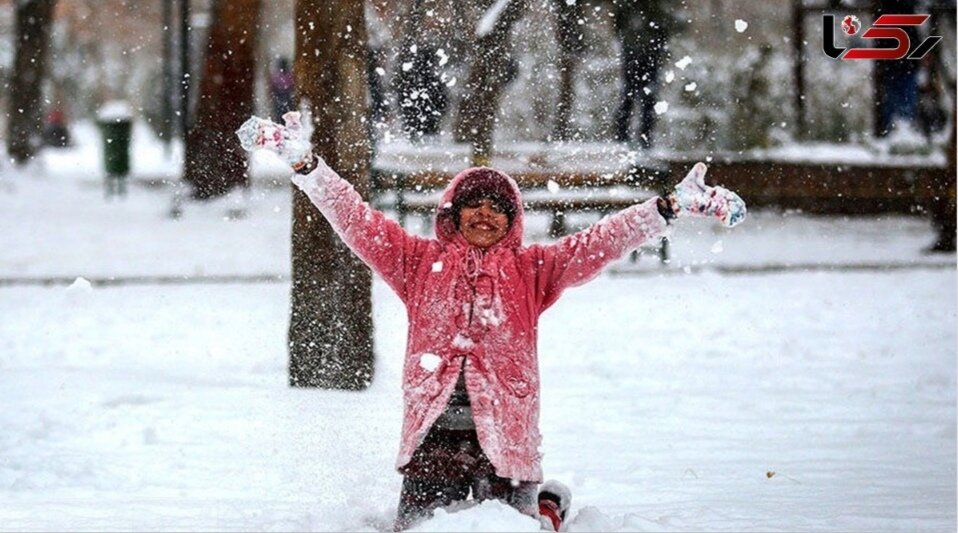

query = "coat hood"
435;167;524;249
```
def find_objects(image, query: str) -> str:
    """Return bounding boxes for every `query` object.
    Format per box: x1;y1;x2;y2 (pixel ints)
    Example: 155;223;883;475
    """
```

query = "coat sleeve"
291;160;429;301
528;197;669;311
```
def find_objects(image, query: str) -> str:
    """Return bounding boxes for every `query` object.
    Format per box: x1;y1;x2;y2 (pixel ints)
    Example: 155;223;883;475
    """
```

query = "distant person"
875;0;920;136
395;45;449;139
43;108;71;148
269;57;296;122
916;41;948;139
612;0;675;148
365;1;392;140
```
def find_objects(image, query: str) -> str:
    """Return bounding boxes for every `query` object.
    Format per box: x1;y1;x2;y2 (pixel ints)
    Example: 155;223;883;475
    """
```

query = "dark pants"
877;65;918;136
394;425;537;530
614;46;665;147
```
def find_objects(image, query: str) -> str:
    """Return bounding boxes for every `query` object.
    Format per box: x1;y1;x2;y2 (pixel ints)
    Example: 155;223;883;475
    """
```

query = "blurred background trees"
1;0;953;157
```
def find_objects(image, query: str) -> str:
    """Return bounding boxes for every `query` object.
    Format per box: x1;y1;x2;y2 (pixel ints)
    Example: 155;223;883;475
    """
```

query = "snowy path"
1;271;954;531
1;175;952;280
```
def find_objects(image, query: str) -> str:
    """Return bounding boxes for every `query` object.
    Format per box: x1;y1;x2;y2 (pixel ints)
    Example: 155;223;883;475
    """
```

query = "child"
238;113;746;531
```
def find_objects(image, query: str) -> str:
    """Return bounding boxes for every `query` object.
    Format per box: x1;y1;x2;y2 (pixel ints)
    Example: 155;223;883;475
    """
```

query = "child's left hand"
665;162;747;227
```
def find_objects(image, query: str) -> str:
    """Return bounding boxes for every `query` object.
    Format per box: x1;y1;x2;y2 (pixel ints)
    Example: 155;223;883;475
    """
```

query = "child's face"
459;198;510;249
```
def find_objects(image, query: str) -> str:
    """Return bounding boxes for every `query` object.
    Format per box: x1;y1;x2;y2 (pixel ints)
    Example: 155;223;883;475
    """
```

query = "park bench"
666;146;950;214
369;139;951;261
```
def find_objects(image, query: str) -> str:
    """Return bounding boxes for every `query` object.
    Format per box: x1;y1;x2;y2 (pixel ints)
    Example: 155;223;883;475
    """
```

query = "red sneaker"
538;480;571;531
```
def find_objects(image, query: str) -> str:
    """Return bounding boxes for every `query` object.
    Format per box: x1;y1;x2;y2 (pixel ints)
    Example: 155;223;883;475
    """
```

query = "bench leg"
397;191;407;229
658;236;670;264
549;210;566;238
424;212;434;235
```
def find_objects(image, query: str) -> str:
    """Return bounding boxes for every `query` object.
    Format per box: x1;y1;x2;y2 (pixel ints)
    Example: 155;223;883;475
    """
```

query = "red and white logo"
823;13;942;60
841;15;861;35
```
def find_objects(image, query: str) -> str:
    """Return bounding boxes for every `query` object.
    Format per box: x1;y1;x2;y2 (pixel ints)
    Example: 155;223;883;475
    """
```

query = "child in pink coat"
238;113;746;531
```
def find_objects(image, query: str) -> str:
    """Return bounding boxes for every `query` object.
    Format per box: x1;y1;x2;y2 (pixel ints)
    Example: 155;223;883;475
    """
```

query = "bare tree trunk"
929;98;956;252
6;0;57;165
453;0;527;165
791;0;806;140
183;0;262;200
553;54;576;141
551;0;584;141
927;15;956;253
289;0;374;390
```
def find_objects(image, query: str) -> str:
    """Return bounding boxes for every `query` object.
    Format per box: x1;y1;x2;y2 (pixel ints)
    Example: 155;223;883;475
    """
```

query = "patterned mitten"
236;111;313;171
666;162;747;227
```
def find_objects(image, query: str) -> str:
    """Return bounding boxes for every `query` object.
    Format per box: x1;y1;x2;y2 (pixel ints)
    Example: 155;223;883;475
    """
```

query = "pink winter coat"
292;164;668;482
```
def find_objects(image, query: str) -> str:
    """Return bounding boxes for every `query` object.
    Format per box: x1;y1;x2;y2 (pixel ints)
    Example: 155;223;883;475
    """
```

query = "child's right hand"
236;111;314;171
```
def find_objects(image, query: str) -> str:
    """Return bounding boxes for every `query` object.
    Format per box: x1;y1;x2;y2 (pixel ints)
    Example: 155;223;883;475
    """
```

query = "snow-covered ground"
0;124;955;531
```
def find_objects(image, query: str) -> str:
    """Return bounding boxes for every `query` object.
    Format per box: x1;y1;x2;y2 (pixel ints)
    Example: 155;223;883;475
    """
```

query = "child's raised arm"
237;113;430;300
528;197;668;311
529;162;746;311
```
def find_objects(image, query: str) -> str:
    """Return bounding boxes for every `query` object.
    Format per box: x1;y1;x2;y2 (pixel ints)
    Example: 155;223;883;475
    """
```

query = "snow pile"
62;276;94;305
66;276;93;293
408;501;541;532
97;100;133;122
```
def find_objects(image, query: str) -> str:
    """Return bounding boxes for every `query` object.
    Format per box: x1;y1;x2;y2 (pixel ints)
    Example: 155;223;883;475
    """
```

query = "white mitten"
666;162;747;227
236;111;313;170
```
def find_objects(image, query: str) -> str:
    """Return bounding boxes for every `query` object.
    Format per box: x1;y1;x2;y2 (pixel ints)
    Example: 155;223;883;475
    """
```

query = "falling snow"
0;1;953;530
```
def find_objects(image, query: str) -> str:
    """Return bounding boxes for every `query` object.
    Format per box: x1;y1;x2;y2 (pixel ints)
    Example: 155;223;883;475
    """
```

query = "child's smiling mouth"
470;221;498;231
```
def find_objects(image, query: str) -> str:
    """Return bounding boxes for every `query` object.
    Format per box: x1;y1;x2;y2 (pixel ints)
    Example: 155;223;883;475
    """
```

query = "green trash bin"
97;101;133;197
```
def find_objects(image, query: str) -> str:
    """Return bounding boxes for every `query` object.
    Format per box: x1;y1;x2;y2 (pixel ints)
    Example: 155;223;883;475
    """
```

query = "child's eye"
464;198;506;214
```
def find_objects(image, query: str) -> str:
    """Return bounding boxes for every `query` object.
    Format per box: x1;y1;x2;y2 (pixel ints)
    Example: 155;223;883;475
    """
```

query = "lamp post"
161;0;173;156
179;0;191;139
166;0;191;219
